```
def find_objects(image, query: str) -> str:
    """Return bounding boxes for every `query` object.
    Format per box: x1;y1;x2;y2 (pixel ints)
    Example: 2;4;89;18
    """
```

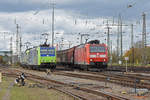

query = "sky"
0;0;150;54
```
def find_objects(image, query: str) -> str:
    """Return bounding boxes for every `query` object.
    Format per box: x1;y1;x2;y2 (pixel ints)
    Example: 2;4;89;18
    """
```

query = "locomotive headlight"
90;55;96;58
100;55;106;57
90;59;93;61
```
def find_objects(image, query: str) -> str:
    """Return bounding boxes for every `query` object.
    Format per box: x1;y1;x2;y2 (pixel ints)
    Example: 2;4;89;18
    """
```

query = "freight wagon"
57;47;75;68
57;40;108;70
20;44;56;70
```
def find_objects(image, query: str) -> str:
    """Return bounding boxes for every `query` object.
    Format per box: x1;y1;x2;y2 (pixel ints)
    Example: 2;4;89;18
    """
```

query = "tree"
124;47;150;65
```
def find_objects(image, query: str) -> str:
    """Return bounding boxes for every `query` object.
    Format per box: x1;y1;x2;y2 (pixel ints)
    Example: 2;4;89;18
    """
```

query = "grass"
0;76;11;100
11;85;72;100
0;76;75;100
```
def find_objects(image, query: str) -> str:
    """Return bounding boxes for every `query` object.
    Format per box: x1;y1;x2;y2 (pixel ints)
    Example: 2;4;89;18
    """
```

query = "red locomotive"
57;40;108;70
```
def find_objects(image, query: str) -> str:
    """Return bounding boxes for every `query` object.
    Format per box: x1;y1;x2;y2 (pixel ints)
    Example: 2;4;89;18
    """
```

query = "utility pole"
105;20;112;59
98;17;127;64
119;15;123;64
131;24;134;49
10;36;13;64
20;37;22;55
50;2;56;47
110;41;113;66
111;41;112;57
131;24;134;66
102;18;119;64
19;37;22;62
117;17;120;64
114;14;128;64
142;12;146;65
16;24;19;60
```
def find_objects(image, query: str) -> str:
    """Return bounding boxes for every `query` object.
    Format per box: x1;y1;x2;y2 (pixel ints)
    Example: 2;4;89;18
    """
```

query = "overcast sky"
0;0;150;53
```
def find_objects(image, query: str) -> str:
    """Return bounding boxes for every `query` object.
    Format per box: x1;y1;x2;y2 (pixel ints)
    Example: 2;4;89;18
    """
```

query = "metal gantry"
16;24;19;56
131;24;134;66
50;2;56;47
142;12;147;65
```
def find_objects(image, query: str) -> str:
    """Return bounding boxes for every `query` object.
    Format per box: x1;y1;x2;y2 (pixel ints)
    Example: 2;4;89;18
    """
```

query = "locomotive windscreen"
90;46;105;53
40;47;55;56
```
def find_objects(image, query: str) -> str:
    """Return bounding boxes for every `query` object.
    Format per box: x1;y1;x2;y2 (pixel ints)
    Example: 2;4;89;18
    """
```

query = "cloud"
0;9;101;50
0;0;78;12
0;0;150;53
0;9;147;52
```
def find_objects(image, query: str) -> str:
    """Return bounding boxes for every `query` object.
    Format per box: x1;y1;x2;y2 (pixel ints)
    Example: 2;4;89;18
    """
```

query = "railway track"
107;66;150;72
13;65;150;90
55;65;150;89
54;71;150;89
1;67;130;100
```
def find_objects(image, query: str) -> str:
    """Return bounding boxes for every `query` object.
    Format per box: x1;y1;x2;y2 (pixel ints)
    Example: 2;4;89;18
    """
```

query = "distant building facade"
0;51;12;64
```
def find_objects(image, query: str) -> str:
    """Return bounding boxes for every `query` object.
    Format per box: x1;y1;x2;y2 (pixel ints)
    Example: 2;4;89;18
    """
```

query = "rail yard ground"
1;65;150;100
0;76;75;100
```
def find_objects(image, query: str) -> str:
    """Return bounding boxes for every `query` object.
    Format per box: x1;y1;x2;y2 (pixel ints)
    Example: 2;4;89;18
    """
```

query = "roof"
0;51;12;56
0;51;12;53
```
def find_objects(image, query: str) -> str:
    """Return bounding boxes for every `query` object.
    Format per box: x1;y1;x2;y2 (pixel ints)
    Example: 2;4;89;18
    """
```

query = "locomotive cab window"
48;49;55;55
40;50;47;54
40;48;55;55
90;46;105;53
